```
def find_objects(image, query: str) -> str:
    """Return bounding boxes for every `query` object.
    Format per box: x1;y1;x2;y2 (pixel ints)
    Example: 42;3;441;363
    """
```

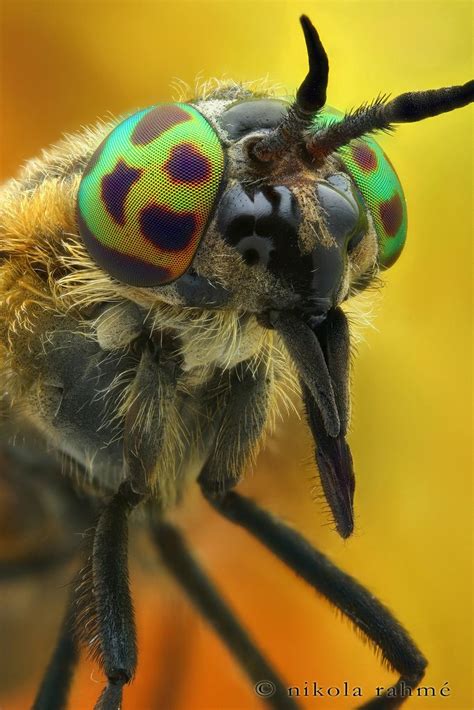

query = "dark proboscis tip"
303;384;355;539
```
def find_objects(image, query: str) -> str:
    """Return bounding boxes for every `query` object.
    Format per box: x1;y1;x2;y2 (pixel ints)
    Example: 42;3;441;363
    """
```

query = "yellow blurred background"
0;1;472;709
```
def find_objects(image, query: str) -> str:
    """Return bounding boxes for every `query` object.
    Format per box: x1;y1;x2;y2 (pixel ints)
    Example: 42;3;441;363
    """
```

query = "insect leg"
203;490;427;709
31;598;78;710
75;481;143;710
199;360;269;497
150;519;299;710
123;336;179;496
82;342;177;708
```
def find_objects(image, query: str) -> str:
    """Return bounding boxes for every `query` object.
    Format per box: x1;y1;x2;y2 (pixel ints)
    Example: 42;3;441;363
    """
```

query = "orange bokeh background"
0;1;472;709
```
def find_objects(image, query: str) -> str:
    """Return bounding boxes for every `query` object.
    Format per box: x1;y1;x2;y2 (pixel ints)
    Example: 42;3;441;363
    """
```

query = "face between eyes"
76;98;381;318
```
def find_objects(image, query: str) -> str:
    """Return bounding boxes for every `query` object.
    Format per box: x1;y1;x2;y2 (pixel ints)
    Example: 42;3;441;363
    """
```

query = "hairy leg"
150;519;298;710
74;481;143;710
31;601;78;710
49;341;177;709
202;489;427;710
199;360;270;496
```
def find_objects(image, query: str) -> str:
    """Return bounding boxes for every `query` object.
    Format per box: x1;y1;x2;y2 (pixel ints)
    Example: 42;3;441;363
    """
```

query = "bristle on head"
307;81;474;158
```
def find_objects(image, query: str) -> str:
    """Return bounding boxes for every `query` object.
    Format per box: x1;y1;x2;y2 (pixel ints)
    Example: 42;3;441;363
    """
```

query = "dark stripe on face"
131;105;192;146
77;210;171;286
140;203;196;251
163;143;211;184
101;159;142;225
379;192;403;237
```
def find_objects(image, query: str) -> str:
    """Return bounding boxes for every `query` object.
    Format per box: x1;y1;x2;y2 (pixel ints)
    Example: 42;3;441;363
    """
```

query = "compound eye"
316;173;368;252
77;104;225;287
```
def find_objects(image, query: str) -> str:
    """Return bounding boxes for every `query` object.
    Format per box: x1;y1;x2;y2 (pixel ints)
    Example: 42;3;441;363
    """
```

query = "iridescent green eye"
315;107;407;269
77;103;225;287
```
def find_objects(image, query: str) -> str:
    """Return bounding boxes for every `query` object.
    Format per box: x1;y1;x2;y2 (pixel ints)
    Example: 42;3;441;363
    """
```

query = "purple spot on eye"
131;105;192;146
379;192;403;237
352;142;378;172
101;160;142;225
164;143;211;184
77;210;171;286
140;204;196;251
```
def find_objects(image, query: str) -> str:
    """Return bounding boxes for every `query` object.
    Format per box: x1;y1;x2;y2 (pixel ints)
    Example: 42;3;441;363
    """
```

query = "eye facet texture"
77;103;225;286
315;107;407;269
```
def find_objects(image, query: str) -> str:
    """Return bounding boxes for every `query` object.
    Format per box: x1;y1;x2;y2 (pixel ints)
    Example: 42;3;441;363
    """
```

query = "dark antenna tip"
296;15;329;113
250;14;330;163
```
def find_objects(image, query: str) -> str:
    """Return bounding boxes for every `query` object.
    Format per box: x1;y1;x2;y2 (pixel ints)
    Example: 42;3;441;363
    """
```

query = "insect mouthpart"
258;306;355;539
3;6;470;706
